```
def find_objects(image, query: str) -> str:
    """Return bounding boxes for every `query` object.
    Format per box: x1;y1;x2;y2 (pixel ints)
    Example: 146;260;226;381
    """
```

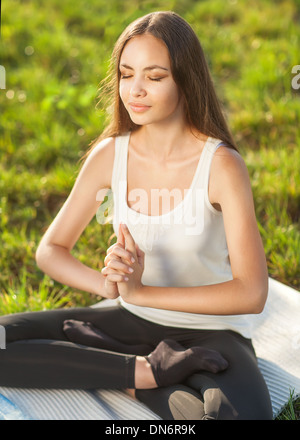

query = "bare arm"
114;147;269;314
35;137;117;297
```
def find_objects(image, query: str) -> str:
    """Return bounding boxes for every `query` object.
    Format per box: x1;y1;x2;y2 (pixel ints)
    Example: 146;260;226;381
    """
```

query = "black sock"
145;339;228;387
63;319;152;355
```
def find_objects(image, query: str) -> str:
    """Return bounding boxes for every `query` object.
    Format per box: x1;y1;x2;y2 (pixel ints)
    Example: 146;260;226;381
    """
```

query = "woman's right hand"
102;271;120;299
101;226;136;299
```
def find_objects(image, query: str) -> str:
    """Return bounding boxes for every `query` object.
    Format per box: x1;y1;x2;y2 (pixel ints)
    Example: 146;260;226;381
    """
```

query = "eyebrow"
120;63;169;72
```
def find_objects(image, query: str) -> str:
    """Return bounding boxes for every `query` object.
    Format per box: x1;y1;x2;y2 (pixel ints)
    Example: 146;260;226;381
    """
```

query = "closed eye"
120;73;164;82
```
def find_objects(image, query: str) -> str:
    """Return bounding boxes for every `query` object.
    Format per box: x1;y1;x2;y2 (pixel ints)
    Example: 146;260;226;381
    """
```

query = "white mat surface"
252;278;300;417
0;277;299;420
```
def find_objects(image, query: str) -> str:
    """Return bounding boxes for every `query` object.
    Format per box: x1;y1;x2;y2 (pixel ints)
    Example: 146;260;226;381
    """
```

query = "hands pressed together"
101;223;145;302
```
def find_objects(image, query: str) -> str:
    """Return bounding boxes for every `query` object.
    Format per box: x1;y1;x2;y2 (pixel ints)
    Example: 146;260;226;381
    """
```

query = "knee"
168;387;205;420
136;385;205;420
185;374;239;420
185;374;273;420
201;385;238;420
0;318;35;345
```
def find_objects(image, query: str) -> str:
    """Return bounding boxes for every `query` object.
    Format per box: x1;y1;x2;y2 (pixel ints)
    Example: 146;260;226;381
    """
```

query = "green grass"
0;0;299;419
275;390;300;420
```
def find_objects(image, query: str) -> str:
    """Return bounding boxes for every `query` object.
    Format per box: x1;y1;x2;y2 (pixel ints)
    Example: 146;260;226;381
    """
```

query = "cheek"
158;85;180;110
119;81;129;103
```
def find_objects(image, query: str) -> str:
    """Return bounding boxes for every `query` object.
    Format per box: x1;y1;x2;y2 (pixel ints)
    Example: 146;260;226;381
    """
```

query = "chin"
128;114;153;126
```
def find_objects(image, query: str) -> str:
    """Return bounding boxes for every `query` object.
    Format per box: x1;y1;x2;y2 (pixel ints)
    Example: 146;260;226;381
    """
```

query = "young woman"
0;11;273;420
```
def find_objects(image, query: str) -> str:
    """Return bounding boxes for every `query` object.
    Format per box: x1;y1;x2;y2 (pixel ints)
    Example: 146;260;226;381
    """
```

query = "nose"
130;77;146;98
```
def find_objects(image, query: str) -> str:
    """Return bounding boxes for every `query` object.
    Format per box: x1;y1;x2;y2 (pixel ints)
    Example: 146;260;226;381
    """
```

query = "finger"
117;222;125;247
135;243;145;267
104;245;135;266
105;258;134;274
106;273;129;283
102;265;120;276
121;223;136;254
102;264;130;277
106;244;116;254
104;252;121;266
106;227;125;254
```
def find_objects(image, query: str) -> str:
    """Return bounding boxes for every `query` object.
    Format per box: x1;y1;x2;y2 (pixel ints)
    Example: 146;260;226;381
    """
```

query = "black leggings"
0;304;273;420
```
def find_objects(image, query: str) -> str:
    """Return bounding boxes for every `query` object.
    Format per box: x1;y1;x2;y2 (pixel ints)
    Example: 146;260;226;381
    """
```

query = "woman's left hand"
102;223;145;303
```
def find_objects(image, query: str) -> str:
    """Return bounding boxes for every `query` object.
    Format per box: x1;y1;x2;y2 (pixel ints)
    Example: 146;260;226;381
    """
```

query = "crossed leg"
0;305;272;419
136;330;273;420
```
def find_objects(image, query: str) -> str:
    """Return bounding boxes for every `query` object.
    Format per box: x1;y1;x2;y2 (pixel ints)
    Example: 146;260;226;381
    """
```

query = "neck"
137;122;195;161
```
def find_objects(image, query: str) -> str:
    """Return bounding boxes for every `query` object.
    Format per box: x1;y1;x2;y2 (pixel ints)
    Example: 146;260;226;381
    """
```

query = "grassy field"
0;0;299;419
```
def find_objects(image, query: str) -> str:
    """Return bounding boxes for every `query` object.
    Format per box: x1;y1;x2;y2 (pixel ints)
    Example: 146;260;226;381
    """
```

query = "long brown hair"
85;11;237;157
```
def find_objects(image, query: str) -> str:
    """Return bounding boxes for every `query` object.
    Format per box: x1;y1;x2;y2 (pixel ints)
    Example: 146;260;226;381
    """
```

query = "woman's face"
119;34;184;127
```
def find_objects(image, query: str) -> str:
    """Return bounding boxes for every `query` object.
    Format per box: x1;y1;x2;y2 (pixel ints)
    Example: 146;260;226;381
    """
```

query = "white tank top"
110;132;254;338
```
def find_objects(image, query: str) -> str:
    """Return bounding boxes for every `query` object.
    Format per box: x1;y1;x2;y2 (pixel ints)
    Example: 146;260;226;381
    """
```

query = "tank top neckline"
122;132;212;220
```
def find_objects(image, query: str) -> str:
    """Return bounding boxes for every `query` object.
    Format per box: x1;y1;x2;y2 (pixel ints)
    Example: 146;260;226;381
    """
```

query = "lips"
128;102;151;112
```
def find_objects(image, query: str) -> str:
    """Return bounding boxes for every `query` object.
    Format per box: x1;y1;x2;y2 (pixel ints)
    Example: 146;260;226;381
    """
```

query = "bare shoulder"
212;145;249;182
84;136;115;168
209;145;252;206
79;136;115;189
213;144;246;168
87;136;115;157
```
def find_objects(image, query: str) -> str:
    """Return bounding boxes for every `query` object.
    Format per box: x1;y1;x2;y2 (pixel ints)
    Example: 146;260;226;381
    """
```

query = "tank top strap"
111;132;130;192
193;137;225;190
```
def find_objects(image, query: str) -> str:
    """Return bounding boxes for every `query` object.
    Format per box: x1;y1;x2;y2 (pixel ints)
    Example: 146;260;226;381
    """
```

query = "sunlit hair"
85;11;237;156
